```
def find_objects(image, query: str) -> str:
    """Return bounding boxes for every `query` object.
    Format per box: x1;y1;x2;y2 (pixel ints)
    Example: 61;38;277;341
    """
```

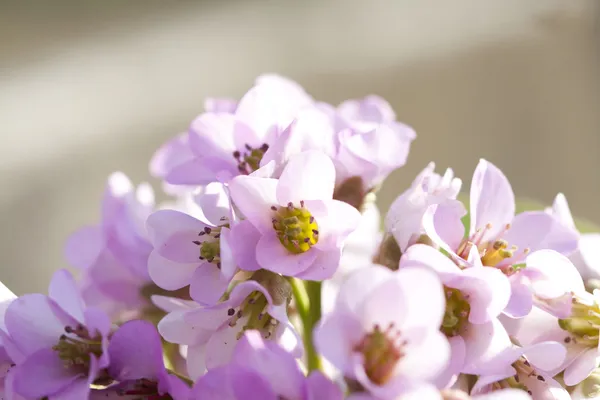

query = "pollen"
233;143;269;174
354;323;405;385
272;201;319;254
194;222;229;267
558;294;600;347
227;290;279;340
441;287;471;337
52;324;103;374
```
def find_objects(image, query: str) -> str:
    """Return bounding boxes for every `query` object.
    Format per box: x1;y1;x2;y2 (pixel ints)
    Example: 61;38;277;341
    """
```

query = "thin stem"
288;278;322;372
304;280;323;372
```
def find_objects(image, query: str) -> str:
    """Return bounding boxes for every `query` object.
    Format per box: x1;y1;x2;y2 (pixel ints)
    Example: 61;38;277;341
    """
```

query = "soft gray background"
1;0;599;294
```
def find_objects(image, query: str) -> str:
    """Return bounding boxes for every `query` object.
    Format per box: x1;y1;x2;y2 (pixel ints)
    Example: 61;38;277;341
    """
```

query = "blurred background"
1;0;599;293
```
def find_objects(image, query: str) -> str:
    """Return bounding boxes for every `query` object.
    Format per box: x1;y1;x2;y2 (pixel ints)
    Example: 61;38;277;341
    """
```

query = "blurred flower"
385;162;463;253
192;330;342;400
90;320;190;399
5;270;111;399
315;264;449;399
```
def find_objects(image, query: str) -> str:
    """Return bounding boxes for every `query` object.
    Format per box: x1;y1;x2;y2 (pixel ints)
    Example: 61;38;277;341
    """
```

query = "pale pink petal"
158;310;211;346
469;159;515;242
523;341;567;372
146;209;208;247
186;344;208;380
229;176;278;233
401;243;462;277
578;233;600;279
5;295;67;355
503;279;533;318
461;319;513;375
396;266;445;330
395;329;450;381
12;348;80;399
357;278;407;330
457;267;510;324
310;199;361;250
503;211;579;262
64;226;104;269
526;249;585;295
474;389;533;400
336;265;394;315
314;313;364;376
188;112;237;156
148;250;198;290
193;182;231;226
550;193;576;230
276;150;335;204
295;248;341;281
165;157;232;186
189;264;230;306
563;347;600;386
48;269;85;323
256;233;316;276
229;221;262;271
433;336;466;389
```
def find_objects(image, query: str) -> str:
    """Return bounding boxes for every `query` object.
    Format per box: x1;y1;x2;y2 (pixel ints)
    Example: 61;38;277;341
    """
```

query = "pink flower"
156;274;301;380
333;95;416;190
423;159;579;318
229;150;361;280
146;182;237;305
513;291;600;386
315;264;449;399
5;270;111;400
401;244;511;385
165;75;313;186
385;162;463;252
470;340;569;400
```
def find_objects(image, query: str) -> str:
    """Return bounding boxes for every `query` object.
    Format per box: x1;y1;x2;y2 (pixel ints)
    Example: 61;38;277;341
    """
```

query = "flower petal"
13;348;81;399
526;249;585;294
336;265;394;315
503;279;533;319
461;319;513;375
469;159;515;241
395;266;446;330
229;176;278;233
295;248;341;281
48;269;85;323
564;347;599;386
310;199;361;250
64;226;105;269
108;320;164;381
503;211;579;261
230;221;262;271
233;331;304;400
314;312;364;376
148;250;198;291
305;371;343;400
5;294;68;355
395;328;450;381
189;264;230;306
456;267;510;324
276;150;335;204
256;233;316;276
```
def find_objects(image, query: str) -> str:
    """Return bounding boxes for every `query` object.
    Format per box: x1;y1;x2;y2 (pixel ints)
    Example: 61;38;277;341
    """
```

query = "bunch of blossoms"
1;75;599;400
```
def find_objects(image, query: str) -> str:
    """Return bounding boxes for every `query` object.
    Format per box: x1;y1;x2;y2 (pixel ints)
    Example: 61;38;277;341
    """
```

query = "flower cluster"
1;74;599;400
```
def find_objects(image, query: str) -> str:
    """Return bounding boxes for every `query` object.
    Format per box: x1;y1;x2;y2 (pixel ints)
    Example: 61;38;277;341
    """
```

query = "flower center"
456;223;529;269
52;324;103;375
271;201;319;254
233;143;269;174
441;287;471;337
354;323;405;385
192;221;229;268
559;294;600;347
227;291;278;340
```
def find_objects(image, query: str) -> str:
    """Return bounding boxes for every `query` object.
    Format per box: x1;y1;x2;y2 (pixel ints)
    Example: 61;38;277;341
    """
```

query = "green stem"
288;278;323;372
